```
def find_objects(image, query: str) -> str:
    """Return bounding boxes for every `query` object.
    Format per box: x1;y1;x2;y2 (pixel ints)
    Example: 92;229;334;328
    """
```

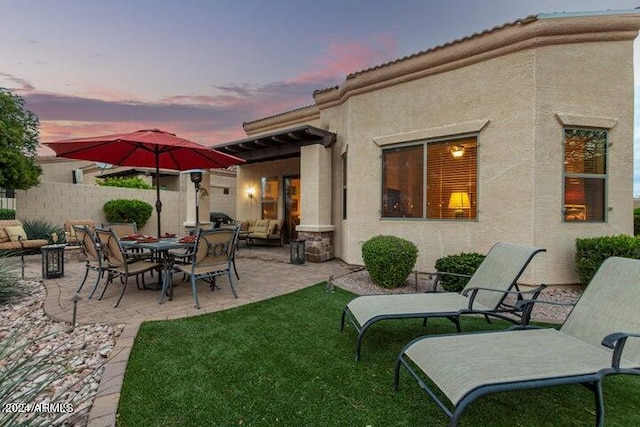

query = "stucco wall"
235;12;639;285
530;40;635;283
326;50;539;280
327;31;635;285
16;181;186;236
236;158;300;221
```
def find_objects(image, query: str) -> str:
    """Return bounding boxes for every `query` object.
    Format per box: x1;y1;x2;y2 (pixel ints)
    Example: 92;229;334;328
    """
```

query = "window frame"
380;133;479;221
562;127;608;223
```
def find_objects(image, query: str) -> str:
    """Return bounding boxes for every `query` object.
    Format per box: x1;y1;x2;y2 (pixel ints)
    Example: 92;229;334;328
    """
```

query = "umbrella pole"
155;152;162;238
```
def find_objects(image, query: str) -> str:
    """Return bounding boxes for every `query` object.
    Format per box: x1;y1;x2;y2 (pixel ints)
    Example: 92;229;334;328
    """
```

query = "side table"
42;244;65;279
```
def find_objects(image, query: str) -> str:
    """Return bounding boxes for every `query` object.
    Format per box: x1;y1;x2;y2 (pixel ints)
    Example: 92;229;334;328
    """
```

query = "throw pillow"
5;225;28;242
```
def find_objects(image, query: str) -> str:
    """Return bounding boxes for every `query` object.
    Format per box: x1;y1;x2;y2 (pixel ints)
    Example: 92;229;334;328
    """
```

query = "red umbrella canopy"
44;129;245;237
44;128;244;170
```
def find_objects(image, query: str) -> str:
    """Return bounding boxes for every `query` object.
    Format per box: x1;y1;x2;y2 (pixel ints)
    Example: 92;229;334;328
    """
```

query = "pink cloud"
291;34;397;84
27;33;398;155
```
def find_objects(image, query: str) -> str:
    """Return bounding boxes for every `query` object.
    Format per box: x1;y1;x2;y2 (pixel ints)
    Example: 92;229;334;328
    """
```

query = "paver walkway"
22;245;354;427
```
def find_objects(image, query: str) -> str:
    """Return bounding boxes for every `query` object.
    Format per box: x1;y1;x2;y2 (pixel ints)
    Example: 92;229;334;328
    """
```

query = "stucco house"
215;10;640;285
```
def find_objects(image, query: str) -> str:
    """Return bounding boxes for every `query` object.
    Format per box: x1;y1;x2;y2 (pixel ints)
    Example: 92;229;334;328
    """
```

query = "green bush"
361;235;418;289
0;209;15;220
434;252;486;292
575;235;640;284
103;199;153;228
21;218;66;244
97;176;154;189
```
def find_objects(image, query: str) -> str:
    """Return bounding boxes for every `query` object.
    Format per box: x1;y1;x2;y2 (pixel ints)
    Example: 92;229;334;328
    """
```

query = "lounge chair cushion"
5;225;27;242
0;227;10;243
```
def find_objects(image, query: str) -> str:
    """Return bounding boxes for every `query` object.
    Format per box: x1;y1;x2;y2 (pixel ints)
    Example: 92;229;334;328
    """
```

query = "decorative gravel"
0;279;124;426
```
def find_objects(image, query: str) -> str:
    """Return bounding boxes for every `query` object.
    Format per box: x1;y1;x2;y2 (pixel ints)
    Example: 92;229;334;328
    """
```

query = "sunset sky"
2;0;640;191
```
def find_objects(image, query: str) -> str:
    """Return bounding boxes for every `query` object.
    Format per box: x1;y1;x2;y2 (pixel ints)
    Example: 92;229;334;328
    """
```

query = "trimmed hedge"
0;209;15;220
575;235;640;284
97;176;153;189
361;235;418;289
434;252;486;292
103;199;153;229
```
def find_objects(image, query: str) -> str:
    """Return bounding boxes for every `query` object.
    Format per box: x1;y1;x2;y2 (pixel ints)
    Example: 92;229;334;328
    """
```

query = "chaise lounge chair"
394;256;640;427
341;242;546;361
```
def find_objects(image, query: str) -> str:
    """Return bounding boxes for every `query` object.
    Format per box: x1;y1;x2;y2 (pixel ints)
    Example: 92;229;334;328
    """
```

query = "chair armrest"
514;298;574;326
17;235;26;250
463;284;547;312
602;332;640;369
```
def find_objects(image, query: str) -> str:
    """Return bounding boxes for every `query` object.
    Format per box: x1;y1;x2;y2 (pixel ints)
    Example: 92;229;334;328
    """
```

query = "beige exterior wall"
208;169;237;219
16;182;185;236
236;158;300;221
234;12;639;284
31;157;237;231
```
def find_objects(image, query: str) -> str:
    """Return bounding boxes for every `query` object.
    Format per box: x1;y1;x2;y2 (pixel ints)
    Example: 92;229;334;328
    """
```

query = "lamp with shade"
448;192;470;219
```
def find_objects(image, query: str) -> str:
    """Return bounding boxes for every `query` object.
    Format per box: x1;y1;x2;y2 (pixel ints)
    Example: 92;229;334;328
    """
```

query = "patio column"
297;144;334;262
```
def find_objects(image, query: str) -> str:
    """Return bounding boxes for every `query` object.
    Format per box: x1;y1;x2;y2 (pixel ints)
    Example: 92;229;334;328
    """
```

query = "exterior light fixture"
246;186;256;199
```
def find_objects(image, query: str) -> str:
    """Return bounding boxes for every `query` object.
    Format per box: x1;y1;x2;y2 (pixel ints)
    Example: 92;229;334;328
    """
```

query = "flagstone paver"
22;245;354;427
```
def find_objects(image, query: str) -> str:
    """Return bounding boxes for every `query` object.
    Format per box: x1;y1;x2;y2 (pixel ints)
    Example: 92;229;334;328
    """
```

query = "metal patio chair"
394;256;640;427
175;227;239;309
73;225;108;299
95;228;161;307
341;242;546;361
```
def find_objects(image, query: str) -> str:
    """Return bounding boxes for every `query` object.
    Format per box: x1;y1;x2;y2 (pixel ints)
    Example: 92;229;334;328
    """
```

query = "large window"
563;128;607;222
382;136;477;219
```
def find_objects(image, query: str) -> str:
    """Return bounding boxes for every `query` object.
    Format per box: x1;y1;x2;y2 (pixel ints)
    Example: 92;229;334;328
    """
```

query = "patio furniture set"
0;219;50;278
68;221;240;308
341;243;640;426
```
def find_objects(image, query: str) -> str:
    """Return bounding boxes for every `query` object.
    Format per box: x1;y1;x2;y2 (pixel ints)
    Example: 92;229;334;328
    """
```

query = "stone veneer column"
297;144;334;262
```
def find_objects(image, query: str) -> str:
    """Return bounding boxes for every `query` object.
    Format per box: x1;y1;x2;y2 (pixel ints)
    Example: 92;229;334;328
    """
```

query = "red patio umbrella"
44;129;245;237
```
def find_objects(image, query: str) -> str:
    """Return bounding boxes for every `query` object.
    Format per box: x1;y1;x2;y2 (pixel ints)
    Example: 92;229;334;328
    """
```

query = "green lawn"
118;285;640;426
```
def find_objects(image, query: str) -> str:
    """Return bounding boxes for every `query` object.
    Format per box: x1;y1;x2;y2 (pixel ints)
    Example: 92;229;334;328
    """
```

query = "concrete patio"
20;244;354;427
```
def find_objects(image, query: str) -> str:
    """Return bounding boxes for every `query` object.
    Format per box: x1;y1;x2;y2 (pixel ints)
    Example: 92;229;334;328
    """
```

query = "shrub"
0;208;15;220
21;218;66;244
361;235;418;289
575;235;640;284
434;252;486;292
0;252;23;304
96;176;153;189
103;199;153;228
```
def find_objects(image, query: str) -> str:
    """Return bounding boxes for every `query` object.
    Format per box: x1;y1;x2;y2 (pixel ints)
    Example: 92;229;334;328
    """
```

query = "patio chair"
394;256;640;427
102;222;153;261
102;222;137;238
175;227;239;309
95;228;162;307
73;225;107;299
341;242;546;361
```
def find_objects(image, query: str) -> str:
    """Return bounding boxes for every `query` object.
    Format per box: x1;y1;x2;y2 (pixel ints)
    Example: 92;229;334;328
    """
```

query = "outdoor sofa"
0;219;50;278
239;219;283;247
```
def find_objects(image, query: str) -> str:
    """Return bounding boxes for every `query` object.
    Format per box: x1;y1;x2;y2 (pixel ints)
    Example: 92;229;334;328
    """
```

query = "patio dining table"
120;237;194;304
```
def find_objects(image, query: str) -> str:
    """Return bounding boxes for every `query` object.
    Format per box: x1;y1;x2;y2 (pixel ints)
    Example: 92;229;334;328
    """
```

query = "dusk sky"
2;0;640;191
